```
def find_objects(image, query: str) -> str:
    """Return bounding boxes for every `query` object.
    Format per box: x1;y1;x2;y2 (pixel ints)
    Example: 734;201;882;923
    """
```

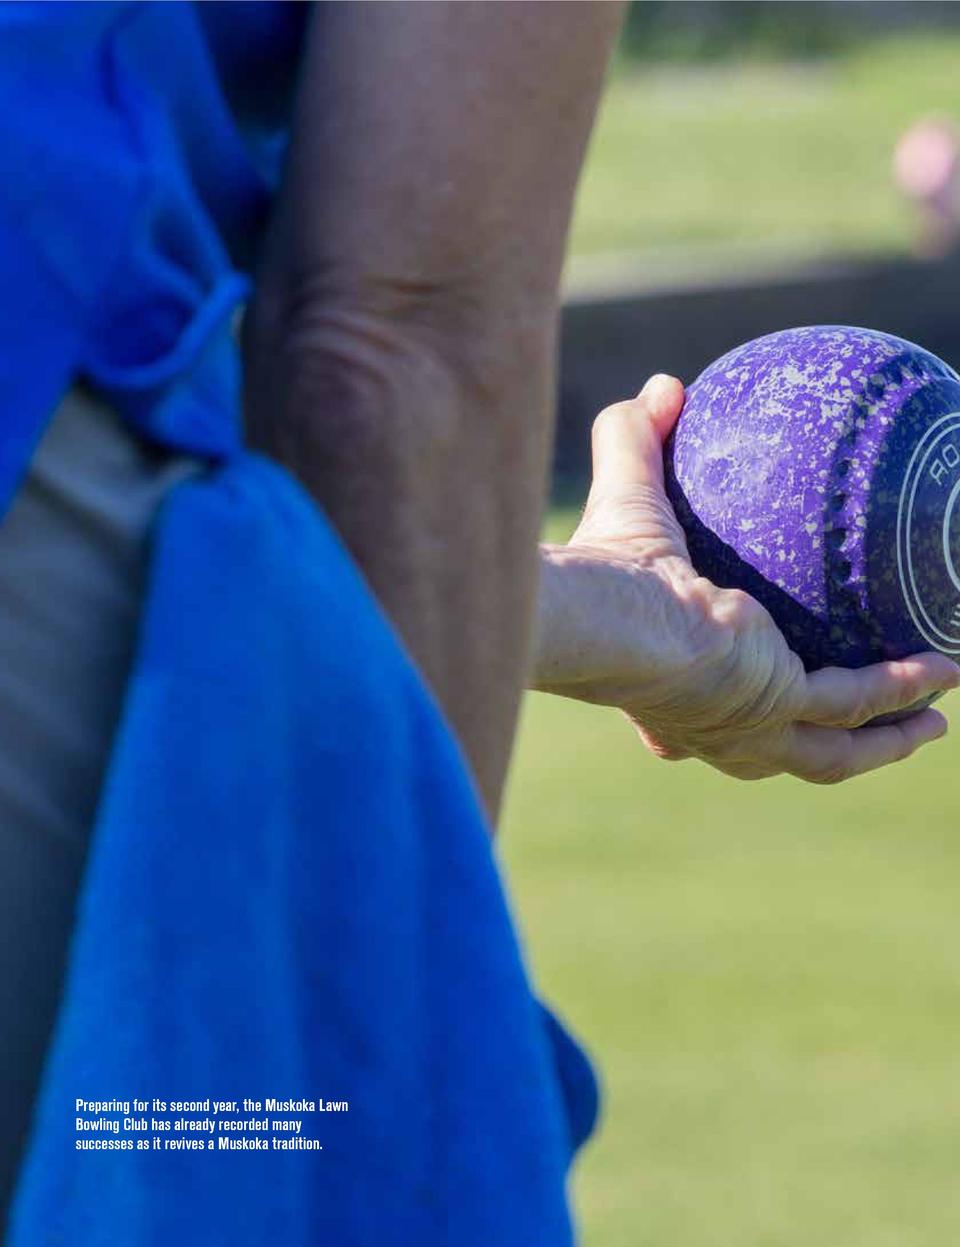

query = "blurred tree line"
620;0;960;63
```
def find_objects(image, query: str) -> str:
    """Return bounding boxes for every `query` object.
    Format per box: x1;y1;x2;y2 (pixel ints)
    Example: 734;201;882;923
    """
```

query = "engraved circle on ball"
896;411;960;653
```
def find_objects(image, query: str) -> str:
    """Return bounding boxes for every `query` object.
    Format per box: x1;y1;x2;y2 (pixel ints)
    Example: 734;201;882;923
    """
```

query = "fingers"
780;708;948;785
637;373;686;444
589;374;685;495
799;652;960;728
777;652;957;784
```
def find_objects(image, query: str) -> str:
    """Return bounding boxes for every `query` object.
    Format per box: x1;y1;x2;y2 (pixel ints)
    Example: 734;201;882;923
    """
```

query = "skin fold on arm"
245;0;625;823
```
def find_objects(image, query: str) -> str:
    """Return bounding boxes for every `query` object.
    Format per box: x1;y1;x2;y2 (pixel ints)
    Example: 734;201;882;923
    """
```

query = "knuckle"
837;693;870;730
591;401;632;441
895;674;925;710
677;576;718;623
708;749;778;780
890;728;914;764
732;765;774;782
783;651;809;706
810;761;852;786
711;587;765;632
849;669;928;728
705;737;743;763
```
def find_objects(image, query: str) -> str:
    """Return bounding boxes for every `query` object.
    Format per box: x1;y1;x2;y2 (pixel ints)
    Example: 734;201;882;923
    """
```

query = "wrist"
531;544;571;693
532;540;710;707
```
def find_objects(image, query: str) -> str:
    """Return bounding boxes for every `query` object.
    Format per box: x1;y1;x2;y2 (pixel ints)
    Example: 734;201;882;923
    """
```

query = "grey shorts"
0;389;198;1220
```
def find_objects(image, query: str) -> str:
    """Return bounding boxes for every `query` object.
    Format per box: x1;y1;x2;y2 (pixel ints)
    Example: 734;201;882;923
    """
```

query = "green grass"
501;694;960;1247
508;37;960;1240
567;34;960;267
500;510;960;1245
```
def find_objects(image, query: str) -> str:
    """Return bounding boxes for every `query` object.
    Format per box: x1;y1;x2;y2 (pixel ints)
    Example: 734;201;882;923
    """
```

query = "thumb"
589;374;685;495
575;373;691;564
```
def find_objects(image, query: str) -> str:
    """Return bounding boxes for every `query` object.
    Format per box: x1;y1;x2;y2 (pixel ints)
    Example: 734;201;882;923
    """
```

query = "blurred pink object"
893;118;960;257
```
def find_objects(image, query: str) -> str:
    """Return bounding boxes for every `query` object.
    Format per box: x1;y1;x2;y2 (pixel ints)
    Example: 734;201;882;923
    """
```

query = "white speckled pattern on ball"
665;325;960;670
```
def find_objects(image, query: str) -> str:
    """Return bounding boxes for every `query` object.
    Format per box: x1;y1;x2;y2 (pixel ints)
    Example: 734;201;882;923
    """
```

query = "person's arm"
533;376;958;782
245;1;624;822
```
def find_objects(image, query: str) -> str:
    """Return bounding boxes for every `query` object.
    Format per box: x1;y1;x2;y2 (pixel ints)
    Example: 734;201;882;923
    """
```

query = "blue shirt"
0;5;599;1243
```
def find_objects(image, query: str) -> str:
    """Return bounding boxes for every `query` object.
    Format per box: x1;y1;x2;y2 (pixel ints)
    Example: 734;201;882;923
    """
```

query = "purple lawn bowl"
665;326;960;681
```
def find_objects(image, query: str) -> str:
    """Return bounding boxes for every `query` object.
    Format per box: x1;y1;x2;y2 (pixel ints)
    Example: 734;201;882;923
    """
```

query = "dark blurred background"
620;0;960;63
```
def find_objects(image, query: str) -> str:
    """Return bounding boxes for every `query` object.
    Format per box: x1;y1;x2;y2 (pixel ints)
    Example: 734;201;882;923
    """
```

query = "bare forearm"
247;298;556;820
245;2;623;820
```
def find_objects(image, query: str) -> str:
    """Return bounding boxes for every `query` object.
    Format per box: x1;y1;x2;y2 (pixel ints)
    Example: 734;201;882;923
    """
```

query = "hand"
532;375;959;782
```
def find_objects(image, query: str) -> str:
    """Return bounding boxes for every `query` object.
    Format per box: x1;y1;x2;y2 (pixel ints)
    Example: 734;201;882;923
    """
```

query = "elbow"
243;261;558;457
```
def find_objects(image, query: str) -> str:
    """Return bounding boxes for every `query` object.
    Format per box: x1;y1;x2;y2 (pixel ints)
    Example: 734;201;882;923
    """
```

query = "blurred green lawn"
505;32;960;1242
567;34;960;266
500;512;960;1244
